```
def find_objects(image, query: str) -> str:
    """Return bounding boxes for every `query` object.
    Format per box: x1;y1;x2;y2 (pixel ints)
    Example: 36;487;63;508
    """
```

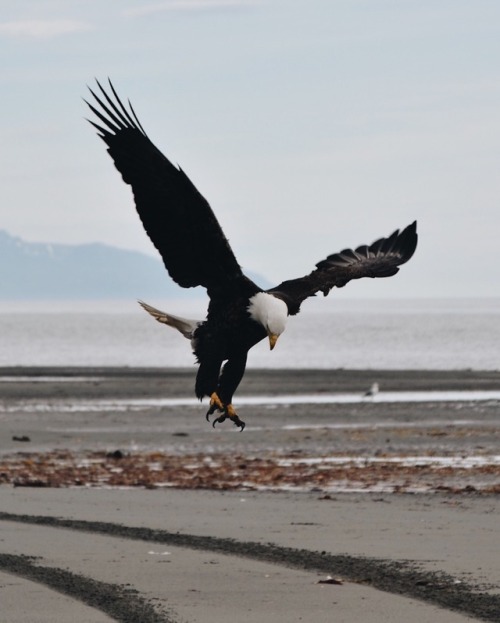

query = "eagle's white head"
248;292;288;350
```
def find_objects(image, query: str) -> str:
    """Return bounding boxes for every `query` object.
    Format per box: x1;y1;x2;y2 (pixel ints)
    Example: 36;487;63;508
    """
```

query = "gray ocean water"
1;298;499;370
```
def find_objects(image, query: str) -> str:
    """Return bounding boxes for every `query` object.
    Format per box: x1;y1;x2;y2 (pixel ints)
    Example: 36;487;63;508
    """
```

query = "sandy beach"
1;367;499;622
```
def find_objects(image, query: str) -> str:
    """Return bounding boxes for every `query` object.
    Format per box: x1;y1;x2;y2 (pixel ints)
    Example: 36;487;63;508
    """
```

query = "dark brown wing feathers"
85;79;243;292
268;221;417;314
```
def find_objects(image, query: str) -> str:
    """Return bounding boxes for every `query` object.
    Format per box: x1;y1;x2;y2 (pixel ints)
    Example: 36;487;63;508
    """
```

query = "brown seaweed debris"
1;449;499;493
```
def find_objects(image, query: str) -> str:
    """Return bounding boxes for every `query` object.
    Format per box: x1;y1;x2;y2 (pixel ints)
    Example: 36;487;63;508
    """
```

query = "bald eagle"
86;80;418;430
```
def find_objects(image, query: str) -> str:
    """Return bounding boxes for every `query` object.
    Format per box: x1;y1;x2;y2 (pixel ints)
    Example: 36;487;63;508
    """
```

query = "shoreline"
1;365;499;492
1;365;500;393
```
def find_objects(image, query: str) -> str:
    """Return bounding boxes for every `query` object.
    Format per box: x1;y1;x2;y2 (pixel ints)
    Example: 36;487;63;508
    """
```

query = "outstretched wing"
85;79;243;291
268;221;418;315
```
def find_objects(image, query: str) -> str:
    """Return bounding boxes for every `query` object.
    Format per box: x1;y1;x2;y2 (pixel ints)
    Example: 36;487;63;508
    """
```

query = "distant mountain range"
0;230;270;300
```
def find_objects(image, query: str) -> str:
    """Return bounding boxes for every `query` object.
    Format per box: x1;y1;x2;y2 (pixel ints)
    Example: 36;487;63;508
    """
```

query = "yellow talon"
207;396;245;430
210;392;224;411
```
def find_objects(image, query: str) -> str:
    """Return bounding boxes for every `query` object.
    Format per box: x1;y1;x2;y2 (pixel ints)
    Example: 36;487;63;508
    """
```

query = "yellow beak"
268;333;279;350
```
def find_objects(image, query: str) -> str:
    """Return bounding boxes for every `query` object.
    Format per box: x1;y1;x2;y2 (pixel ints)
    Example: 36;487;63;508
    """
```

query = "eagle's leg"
208;354;247;430
202;354;247;430
205;392;225;422
196;358;225;422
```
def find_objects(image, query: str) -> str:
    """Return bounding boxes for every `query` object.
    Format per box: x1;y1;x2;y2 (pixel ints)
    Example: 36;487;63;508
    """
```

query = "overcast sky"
1;0;499;299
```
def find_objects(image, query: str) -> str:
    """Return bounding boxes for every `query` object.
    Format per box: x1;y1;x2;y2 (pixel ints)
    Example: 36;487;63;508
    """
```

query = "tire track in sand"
0;552;177;623
1;511;499;622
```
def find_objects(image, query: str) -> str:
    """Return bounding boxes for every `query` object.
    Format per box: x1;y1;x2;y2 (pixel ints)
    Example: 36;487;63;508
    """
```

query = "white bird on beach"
364;382;379;398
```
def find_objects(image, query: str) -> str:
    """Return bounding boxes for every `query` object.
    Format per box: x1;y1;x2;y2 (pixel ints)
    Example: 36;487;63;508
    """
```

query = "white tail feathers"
138;300;201;339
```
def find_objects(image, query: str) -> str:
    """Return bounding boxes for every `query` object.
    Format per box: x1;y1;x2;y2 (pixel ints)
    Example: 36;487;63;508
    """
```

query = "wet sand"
1;367;500;622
